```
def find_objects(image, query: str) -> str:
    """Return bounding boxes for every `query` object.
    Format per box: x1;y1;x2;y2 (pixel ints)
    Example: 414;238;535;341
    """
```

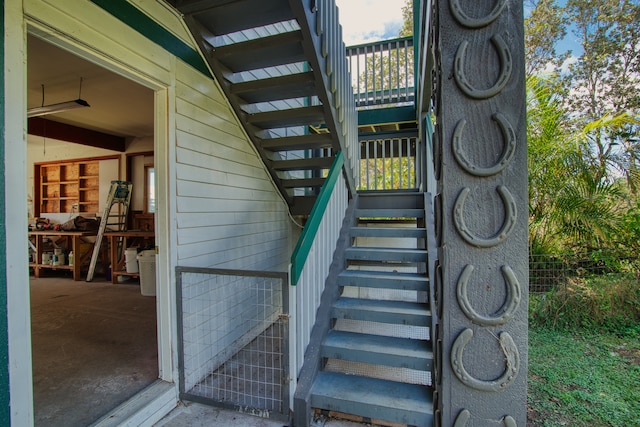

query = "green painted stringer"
89;0;211;77
358;105;416;126
290;152;345;286
0;0;10;423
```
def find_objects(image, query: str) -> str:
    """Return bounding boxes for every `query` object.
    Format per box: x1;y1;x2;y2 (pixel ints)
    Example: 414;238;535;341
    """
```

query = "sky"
335;0;406;45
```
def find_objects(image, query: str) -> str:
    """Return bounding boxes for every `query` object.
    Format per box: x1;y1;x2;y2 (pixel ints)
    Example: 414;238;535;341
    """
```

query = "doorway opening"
27;33;162;426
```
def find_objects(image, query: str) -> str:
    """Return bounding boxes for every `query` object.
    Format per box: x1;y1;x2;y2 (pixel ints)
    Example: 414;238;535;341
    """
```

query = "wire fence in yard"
529;251;640;293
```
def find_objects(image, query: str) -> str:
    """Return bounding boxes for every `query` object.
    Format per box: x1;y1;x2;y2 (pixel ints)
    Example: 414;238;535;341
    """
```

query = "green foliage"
529;274;640;333
526;0;640;253
528;327;640;426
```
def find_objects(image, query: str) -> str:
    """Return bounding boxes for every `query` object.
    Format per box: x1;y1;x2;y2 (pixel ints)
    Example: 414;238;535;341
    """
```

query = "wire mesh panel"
176;267;289;419
529;251;638;293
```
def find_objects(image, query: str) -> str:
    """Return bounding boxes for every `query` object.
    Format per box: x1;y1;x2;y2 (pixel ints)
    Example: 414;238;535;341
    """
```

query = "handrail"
346;36;415;108
290;151;345;286
293;0;360;192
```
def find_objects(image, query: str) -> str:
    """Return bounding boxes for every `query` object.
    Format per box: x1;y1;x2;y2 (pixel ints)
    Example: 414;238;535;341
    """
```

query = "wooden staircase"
168;0;354;216
298;191;434;426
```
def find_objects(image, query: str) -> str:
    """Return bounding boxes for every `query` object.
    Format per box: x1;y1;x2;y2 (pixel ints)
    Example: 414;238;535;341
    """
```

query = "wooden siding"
174;60;291;270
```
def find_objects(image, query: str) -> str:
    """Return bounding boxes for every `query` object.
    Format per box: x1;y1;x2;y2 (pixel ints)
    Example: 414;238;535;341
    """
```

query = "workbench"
104;231;155;284
29;230;97;281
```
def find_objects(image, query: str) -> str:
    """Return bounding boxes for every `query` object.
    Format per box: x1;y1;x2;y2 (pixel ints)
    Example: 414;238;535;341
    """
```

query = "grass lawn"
528;327;640;426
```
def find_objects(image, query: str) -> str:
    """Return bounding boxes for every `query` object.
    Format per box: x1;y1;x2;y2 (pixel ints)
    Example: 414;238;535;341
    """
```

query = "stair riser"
356;209;424;219
310;395;432;427
350;227;427;238
345;249;427;263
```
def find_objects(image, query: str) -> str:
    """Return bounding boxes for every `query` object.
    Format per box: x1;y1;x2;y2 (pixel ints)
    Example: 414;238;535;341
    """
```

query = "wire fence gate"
176;267;289;420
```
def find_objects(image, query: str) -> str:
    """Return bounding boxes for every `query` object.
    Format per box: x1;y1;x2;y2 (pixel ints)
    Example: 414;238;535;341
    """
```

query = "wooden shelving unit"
37;160;99;214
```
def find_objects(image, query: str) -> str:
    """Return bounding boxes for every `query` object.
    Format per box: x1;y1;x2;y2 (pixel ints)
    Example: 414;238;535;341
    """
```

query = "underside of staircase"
295;191;434;427
169;0;347;216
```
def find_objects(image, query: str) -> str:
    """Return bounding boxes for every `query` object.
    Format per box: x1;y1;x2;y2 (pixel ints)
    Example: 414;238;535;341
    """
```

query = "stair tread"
333;297;430;326
260;133;334;152
351;226;427;238
311;372;433;426
248;105;326;130
179;0;294;36
282;177;326;188
232;72;317;104
345;247;427;263
339;269;428;284
272;156;334;171
323;330;432;369
216;31;305;72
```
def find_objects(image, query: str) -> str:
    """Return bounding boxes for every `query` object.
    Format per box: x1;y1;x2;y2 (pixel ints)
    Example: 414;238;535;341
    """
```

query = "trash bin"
137;250;156;296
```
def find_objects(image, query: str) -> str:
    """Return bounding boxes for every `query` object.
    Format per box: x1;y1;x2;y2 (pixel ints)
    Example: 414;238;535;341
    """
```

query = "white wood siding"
174;61;291;271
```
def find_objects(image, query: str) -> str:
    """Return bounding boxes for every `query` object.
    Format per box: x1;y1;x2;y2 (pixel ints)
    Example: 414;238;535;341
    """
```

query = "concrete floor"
30;275;158;426
30;276;367;427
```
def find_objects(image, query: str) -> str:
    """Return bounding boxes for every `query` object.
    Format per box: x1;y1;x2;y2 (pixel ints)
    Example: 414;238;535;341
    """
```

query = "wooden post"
433;1;528;425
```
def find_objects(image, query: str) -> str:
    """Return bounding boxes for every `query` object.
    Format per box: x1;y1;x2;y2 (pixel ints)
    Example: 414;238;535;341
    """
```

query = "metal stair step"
322;330;432;371
355;208;424;219
332;297;431;326
350;226;426;238
215;30;305;73
282;177;325;189
338;269;428;291
271;156;334;171
345;247;427;263
248;105;326;130
175;0;294;36
310;372;433;427
259;133;334;152
357;191;425;210
231;72;317;104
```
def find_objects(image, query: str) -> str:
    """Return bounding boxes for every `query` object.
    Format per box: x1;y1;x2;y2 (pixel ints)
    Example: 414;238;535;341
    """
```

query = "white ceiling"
27;35;155;139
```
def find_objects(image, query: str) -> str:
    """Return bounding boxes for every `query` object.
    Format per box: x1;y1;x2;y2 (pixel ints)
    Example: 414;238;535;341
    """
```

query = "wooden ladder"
85;181;132;282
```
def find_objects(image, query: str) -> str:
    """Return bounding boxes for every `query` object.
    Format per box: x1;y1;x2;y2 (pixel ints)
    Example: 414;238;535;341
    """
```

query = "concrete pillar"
433;1;528;425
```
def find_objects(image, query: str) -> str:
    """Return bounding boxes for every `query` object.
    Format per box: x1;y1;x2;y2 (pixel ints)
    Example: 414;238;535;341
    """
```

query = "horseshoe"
450;0;507;28
454;409;517;427
454;35;512;99
457;265;521;326
453;112;517;177
453;185;517;248
451;328;520;392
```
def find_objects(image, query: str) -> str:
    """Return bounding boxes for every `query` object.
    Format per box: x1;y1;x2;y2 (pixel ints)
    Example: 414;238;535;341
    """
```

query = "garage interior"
27;34;160;426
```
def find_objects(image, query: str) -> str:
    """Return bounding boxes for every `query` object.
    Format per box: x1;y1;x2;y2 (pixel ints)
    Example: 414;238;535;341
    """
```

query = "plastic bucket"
137;250;156;296
125;248;139;273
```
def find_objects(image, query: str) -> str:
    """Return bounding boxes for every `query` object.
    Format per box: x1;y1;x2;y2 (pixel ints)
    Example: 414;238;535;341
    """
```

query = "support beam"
28;118;126;152
433;1;528;425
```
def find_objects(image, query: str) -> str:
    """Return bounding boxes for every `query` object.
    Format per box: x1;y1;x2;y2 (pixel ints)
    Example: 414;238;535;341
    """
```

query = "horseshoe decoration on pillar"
454;34;512;99
453;185;517;248
456;265;521;326
449;0;507;28
454;409;517;427
453;112;517;177
451;328;520;392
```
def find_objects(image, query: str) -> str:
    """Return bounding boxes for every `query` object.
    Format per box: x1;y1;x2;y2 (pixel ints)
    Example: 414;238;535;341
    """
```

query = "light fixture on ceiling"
27;78;90;118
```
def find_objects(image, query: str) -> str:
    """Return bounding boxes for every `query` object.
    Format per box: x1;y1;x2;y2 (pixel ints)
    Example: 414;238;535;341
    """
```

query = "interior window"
145;165;155;213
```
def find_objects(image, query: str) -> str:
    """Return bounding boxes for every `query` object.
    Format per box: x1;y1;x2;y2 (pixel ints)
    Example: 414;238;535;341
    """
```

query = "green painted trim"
0;0;11;422
358;105;416;126
290;152;345;286
89;0;211;77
